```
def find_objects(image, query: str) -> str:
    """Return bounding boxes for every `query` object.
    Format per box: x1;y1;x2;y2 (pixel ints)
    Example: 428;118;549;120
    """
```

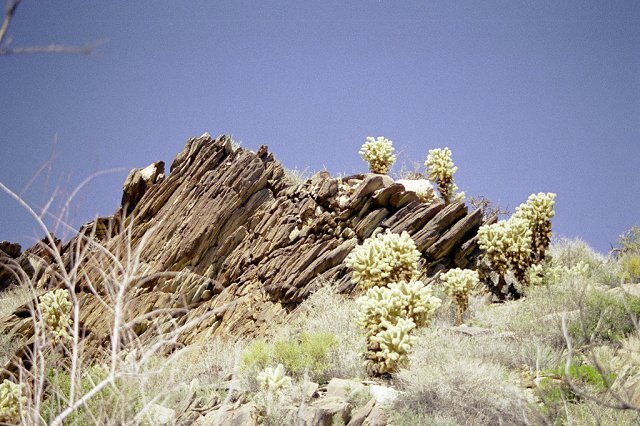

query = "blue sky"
0;0;638;253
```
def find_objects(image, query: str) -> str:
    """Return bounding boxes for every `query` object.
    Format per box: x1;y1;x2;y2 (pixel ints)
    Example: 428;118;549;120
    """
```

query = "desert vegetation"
0;135;639;425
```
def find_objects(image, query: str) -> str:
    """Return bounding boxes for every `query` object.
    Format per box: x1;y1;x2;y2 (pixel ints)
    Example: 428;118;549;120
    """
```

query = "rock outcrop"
0;133;489;366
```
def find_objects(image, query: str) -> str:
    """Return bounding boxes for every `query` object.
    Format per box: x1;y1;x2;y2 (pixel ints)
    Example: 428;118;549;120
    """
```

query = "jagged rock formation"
1;134;489;365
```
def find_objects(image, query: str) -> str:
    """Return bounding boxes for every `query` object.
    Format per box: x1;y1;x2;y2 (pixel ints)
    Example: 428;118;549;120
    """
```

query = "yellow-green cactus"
0;380;25;424
346;230;421;290
359;136;396;174
39;288;72;341
356;281;441;337
440;268;480;325
356;280;441;375
513;192;556;262
367;317;417;375
478;216;533;295
425;147;465;204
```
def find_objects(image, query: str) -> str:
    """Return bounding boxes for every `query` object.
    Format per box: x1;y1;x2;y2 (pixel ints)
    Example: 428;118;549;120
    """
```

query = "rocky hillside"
1;133;488;370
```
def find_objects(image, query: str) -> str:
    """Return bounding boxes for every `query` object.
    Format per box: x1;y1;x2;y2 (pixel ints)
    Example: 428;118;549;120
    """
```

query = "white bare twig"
0;0;106;57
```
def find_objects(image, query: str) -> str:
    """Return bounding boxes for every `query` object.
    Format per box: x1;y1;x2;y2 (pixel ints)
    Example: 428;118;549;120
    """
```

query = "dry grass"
395;328;536;425
0;284;39;318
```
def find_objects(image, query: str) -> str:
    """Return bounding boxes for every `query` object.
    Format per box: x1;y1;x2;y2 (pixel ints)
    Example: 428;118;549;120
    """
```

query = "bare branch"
0;40;106;56
0;0;21;48
0;1;106;57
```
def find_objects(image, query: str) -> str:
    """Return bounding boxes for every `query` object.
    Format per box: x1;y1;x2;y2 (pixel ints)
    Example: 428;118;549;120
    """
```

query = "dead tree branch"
0;0;105;57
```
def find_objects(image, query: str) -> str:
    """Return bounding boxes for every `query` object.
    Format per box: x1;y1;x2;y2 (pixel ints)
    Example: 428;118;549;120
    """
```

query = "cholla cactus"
357;281;441;336
346;230;421;290
368;318;417;375
357;281;441;375
478;217;533;296
425;147;465;204
513;192;556;263
39;289;72;340
440;268;480;325
359;136;396;174
0;380;25;424
256;364;292;395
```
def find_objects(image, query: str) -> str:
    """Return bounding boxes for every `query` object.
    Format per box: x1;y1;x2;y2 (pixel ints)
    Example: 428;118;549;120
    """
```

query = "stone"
349;174;394;205
369;384;399;406
372;183;404;207
121;160;165;214
143;404;176;425
0;241;21;258
395;179;434;195
0;133;492;375
346;398;375;426
412;202;467;253
425;207;483;259
196;403;258;426
326;378;368;401
297;396;352;426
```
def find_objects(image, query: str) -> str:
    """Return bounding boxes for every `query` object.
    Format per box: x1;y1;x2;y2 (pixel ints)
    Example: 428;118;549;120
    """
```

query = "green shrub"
621;254;640;282
273;332;338;380
240;332;339;383
568;289;640;344
240;340;271;373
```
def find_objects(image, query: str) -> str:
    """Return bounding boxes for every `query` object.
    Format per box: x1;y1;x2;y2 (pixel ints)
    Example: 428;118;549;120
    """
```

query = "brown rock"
425;207;483;259
412;202;467;253
0;133;490;370
121;160;165;214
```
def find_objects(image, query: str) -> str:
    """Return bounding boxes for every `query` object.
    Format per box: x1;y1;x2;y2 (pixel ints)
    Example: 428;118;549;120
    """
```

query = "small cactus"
256;364;292;395
0;380;25;424
39;289;72;340
425;147;464;204
440;268;480;325
359;136;396;174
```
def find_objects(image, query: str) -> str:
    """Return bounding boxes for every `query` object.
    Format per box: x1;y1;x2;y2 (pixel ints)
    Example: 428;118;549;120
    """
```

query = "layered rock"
0;133;488;366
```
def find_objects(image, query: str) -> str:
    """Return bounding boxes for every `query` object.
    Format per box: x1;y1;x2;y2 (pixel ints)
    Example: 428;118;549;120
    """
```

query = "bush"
241;332;339;383
273;332;339;379
568;288;640;344
548;237;618;286
395;328;535;425
621;254;640;282
284;284;367;380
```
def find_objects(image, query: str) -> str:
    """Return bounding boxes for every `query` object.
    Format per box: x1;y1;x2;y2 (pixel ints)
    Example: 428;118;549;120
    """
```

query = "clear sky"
0;0;638;253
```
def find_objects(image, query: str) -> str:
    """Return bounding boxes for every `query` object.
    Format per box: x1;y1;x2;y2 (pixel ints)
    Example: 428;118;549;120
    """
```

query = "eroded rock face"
0;133;489;363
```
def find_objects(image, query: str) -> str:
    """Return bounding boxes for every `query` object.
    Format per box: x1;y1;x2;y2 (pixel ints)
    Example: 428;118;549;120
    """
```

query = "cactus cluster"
440;268;480;325
0;380;25;424
425;147;465;204
345;230;421;289
256;363;292;395
478;193;556;297
39;289;72;340
513;192;556;263
348;231;441;375
357;281;441;375
359;136;396;174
